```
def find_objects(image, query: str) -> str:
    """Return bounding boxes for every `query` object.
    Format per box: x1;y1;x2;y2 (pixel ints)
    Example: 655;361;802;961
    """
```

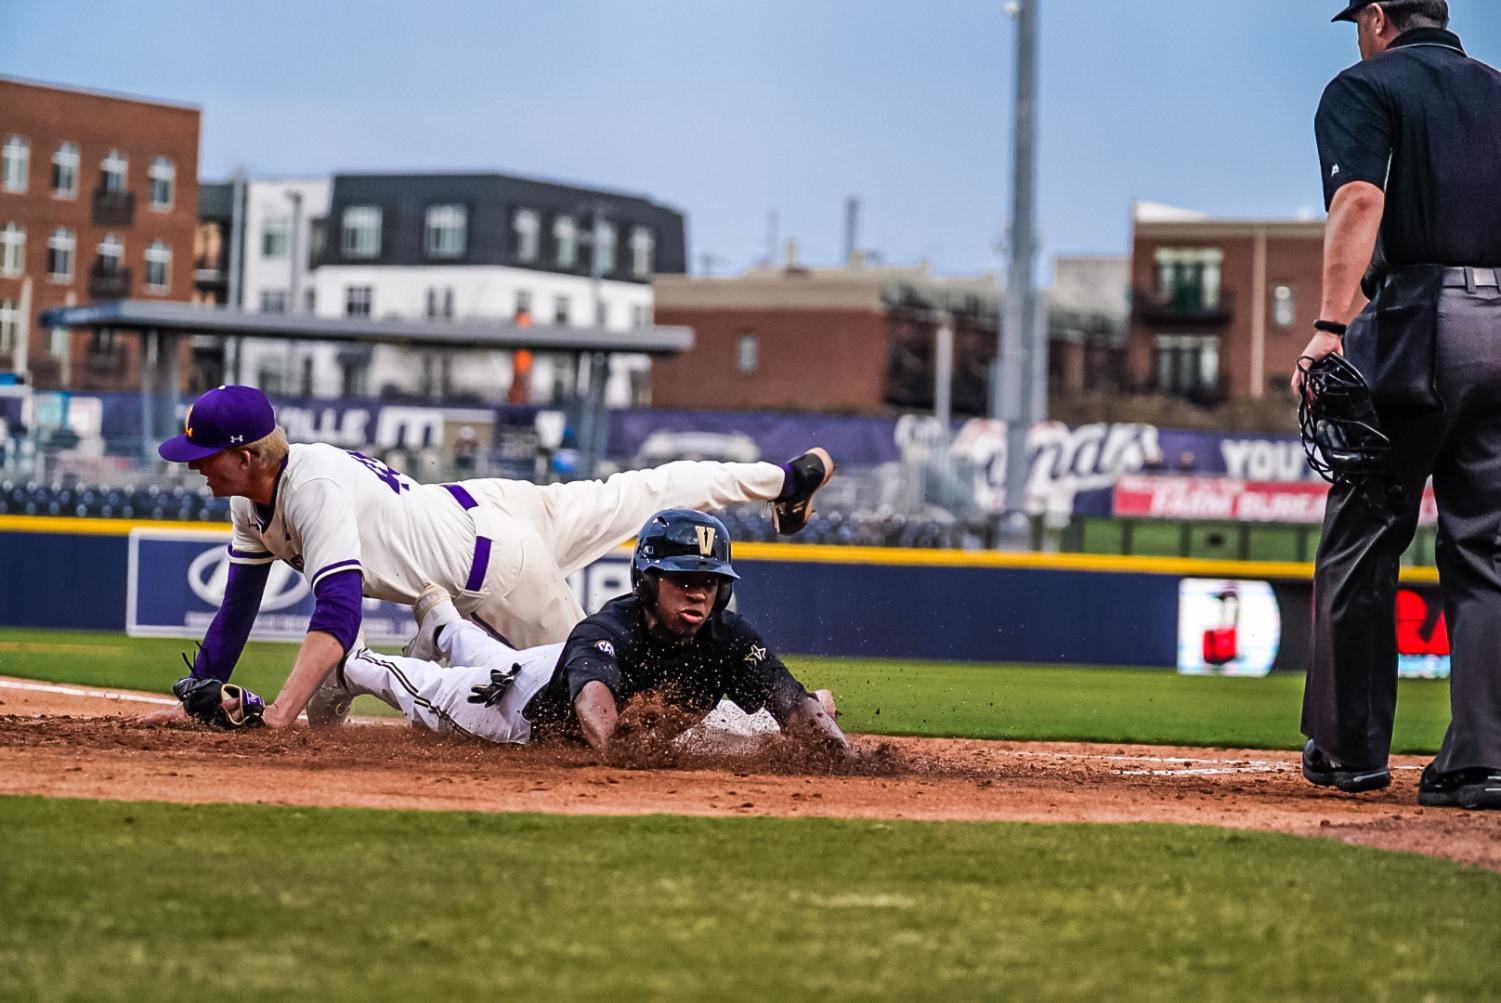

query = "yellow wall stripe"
0;514;1442;584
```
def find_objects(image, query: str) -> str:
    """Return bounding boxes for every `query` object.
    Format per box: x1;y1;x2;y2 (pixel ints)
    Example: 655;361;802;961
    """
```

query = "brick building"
653;255;1126;416
1128;202;1324;403
0;77;200;391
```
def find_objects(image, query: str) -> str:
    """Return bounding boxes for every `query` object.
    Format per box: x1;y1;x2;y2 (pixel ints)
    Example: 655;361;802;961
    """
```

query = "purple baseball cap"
158;385;277;462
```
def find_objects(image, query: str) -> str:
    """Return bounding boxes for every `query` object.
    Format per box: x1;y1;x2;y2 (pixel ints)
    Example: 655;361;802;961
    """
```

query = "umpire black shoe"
1302;740;1392;793
1417;764;1501;809
772;448;835;536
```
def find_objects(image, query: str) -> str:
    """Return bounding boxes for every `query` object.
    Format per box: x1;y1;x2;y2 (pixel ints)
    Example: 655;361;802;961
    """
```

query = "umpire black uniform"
1303;1;1501;807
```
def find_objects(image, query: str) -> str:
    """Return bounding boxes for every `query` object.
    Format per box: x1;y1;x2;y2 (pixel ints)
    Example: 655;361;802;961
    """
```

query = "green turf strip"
0;797;1495;1003
0;628;1452;752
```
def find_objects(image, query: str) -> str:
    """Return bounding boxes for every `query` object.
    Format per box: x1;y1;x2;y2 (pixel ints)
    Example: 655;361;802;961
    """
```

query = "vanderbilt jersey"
226;443;476;603
523;594;811;742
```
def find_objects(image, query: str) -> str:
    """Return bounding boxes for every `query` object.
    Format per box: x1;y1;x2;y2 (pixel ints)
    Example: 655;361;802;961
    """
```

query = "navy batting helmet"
631;509;738;614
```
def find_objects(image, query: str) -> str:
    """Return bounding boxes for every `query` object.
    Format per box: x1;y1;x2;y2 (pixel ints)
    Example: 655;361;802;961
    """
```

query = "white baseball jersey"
227;443;476;603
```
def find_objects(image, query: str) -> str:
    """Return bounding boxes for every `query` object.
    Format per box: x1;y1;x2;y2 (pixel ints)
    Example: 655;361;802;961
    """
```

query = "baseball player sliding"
298;509;849;757
154;385;835;730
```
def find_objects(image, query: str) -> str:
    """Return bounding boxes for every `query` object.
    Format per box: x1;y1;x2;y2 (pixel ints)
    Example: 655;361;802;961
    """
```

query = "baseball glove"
172;676;266;729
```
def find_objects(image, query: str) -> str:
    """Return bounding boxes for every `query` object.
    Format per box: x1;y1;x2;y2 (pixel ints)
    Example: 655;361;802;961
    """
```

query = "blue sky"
5;1;1499;278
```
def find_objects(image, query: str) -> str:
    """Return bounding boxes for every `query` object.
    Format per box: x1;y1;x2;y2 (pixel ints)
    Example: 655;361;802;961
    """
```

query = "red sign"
1113;475;1438;525
1396;588;1450;656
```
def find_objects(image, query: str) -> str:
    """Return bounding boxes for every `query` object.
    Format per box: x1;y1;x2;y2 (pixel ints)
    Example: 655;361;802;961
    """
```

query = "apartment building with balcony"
0;77;199;390
1127;201;1324;403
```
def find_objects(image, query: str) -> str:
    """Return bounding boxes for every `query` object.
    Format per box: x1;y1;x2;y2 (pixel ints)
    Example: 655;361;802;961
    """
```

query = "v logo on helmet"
694;525;716;556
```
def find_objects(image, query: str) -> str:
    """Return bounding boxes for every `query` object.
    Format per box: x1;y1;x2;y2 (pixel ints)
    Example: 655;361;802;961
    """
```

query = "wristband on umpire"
1313;319;1348;338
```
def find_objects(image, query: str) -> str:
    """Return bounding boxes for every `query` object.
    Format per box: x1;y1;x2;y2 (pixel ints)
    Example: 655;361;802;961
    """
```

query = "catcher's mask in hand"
1297;353;1402;508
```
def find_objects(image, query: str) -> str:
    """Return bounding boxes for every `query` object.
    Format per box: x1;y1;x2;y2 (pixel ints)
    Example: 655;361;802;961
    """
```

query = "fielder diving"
154;385;835;729
304;510;849;756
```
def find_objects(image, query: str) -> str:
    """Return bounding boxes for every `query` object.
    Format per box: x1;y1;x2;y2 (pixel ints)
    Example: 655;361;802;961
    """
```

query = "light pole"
992;0;1039;546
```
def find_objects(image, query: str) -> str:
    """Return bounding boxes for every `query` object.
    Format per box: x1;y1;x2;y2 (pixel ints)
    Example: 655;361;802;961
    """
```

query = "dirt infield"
1;675;1497;871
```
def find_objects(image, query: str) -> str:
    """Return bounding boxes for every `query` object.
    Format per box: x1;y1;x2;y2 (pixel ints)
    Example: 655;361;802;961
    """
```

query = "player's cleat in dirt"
403;584;457;663
1417;765;1501;809
772;448;835;536
1301;739;1391;793
306;648;359;729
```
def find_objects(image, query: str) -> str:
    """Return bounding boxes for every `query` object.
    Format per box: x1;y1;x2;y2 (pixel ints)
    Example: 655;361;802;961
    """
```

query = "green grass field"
1;627;1485;1000
2;797;1498;1003
0;627;1454;752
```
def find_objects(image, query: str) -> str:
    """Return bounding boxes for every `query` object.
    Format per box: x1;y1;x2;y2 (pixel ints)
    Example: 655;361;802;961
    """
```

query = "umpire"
1296;0;1501;809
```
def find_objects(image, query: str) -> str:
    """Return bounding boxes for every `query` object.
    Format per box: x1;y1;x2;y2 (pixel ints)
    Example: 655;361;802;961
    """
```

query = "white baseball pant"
340;621;563;744
447;460;784;647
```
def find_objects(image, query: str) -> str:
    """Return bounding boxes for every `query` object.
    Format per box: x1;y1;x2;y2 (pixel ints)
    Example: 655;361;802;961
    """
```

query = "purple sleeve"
307;569;363;652
192;561;270;682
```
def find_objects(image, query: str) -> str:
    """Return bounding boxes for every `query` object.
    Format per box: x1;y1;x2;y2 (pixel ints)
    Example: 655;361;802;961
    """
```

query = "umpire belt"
1439;267;1501;291
443;483;494;592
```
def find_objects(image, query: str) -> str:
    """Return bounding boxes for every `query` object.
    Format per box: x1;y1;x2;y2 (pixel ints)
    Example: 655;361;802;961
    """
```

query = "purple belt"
444;484;491;592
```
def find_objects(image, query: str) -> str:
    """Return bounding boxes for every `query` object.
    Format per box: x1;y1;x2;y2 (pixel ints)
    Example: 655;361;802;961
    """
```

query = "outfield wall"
0;517;1445;672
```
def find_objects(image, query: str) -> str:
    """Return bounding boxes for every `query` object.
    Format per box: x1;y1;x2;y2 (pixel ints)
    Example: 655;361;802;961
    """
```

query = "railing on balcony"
89;262;131;300
91;187;135;227
1131;287;1233;326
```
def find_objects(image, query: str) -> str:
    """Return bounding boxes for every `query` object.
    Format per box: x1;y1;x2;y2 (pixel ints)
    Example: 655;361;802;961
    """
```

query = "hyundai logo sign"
188;544;309;611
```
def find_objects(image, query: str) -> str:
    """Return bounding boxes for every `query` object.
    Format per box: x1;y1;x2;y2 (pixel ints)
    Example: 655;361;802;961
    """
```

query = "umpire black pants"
1303;275;1501;772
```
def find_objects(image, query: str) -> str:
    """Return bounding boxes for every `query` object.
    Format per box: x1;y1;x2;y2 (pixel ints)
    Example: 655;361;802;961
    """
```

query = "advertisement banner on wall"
126;529;634;645
1117;475;1439;525
1177;579;1282;677
1177;576;1450;679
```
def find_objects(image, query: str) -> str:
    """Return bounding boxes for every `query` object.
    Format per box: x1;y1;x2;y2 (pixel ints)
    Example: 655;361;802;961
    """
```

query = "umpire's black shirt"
1316;28;1501;267
523;594;811;743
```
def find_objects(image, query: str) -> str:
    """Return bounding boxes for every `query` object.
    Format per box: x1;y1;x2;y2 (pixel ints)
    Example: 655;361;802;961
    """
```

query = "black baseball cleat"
772;448;835;536
1417;764;1501;809
1302;740;1392;793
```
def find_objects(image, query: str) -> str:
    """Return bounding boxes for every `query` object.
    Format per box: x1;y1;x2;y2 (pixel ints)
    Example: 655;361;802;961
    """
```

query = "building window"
1153;248;1223;312
514;289;532;321
425;286;455;320
341;205;382;258
630;226;655;278
553;215;577;268
0;222;23;276
259;289;288;313
100;149;128;195
592;221;617;275
424;204;467;258
304;288;316;313
51;142;79;198
631;303;649;329
144;240;171;290
97;233;124;273
594;300;609;328
2;135;28;193
47;228;75;281
554;295;571;326
1272;284;1295;328
345;285;373;317
513;208;539;263
148;156;175;209
0;298;18;354
737;333;759;373
261;216;290;258
1153;334;1221;399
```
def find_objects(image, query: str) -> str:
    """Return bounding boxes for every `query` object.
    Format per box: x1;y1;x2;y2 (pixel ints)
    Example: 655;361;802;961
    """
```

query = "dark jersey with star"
522;594;811;743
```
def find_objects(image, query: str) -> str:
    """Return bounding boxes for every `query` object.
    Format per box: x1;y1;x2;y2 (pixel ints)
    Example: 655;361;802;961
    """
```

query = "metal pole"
992;0;1039;543
287;190;304;313
935;313;954;429
226;173;246;383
